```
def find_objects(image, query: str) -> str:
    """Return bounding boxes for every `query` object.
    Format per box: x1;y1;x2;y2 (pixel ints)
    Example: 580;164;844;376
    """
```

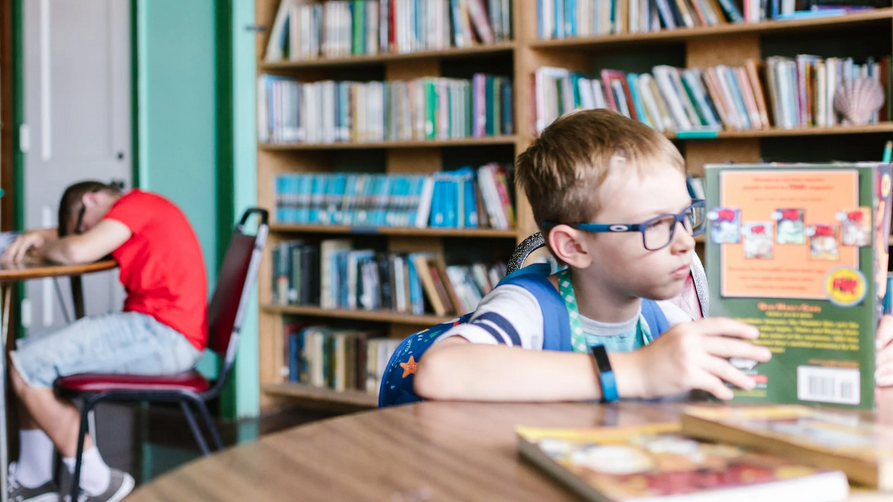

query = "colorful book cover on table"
705;162;893;410
681;404;893;490
516;423;849;502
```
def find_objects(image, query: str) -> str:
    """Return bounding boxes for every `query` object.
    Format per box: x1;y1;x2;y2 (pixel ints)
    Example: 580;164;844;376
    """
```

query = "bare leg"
10;366;92;458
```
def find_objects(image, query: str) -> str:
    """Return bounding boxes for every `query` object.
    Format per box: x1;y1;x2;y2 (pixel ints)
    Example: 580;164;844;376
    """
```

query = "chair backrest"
207;208;269;387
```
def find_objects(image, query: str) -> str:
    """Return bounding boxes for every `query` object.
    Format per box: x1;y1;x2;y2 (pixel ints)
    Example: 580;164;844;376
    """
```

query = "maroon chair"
53;208;269;499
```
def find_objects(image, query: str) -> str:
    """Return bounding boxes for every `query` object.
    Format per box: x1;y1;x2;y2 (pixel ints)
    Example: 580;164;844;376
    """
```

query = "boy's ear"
546;225;593;269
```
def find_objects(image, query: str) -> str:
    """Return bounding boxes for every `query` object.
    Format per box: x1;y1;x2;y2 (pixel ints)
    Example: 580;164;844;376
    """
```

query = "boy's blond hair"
516;109;685;233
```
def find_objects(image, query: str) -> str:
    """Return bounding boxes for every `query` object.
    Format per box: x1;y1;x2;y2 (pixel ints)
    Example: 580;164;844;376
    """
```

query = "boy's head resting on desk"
57;181;122;237
516;109;696;302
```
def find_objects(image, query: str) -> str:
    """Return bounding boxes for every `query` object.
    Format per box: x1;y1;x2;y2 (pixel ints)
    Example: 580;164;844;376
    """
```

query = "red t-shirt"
104;190;208;350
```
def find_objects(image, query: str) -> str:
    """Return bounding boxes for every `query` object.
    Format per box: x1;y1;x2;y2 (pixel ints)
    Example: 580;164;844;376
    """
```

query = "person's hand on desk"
1;228;57;263
2;221;130;265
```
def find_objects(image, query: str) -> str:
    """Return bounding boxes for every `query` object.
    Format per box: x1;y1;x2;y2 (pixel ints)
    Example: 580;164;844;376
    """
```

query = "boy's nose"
670;222;696;252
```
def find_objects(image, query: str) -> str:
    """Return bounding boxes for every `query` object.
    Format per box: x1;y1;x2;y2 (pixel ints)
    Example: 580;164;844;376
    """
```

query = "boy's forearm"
414;338;645;402
39;239;80;264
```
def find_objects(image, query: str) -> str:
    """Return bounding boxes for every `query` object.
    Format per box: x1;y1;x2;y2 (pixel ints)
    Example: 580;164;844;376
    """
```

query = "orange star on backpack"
399;356;418;378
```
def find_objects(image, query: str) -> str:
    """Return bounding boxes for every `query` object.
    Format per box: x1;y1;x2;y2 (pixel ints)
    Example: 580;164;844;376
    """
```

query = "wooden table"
0;259;116;502
129;390;893;502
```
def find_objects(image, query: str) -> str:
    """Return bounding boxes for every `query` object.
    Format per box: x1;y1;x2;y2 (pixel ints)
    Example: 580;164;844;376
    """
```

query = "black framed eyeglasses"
74;203;86;235
543;200;706;251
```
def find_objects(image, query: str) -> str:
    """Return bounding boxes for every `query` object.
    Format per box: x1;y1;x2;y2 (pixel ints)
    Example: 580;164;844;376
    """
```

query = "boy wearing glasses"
414;109;893;403
0;181;207;502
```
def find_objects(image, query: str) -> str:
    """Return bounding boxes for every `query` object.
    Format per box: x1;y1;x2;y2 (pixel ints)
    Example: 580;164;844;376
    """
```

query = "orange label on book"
720;170;859;299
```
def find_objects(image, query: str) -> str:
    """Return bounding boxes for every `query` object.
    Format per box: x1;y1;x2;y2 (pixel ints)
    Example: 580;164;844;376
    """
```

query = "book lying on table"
681;404;893;490
516;423;849;502
704;162;893;410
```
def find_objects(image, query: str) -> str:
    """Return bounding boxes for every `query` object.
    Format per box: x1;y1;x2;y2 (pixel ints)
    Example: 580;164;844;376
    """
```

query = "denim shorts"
10;311;203;388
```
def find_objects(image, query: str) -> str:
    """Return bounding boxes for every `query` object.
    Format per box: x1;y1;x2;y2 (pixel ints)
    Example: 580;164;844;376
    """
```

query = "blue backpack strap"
498;272;572;352
641;299;671;339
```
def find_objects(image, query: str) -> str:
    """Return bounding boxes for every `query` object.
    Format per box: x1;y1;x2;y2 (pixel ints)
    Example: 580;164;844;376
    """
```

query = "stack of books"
273;163;516;230
536;0;881;40
257;74;514;144
517;404;893;501
265;0;513;61
536;0;744;38
533;56;892;133
271;239;507;317
282;322;404;396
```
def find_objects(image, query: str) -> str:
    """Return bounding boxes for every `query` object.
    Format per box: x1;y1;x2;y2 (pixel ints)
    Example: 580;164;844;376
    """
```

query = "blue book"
716;0;744;22
406;254;425;315
464;171;479;229
309;175;324;224
430;176;445;227
447;174;459;228
565;0;576;37
502;79;513;135
537;0;543;39
626;74;653;128
288;333;300;382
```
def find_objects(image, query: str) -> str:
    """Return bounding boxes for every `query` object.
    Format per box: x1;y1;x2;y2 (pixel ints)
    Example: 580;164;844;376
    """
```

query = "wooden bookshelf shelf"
666;123;893;140
260;42;517;70
262;383;378;409
259;136;518;150
255;0;893;414
529;9;893;49
269;224;519;238
261;303;454;325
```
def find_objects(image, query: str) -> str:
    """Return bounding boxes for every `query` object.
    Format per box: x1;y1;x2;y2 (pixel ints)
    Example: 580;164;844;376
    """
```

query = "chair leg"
179;400;210;456
69;398;96;501
191;398;224;452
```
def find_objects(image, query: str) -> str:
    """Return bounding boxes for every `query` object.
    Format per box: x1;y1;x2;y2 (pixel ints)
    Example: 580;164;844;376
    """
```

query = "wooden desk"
129;391;893;502
0;259;116;502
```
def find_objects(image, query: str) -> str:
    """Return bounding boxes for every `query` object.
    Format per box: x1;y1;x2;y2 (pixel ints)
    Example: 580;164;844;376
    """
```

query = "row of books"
272;239;508;316
536;0;886;40
257;74;514;144
533;56;891;133
265;0;512;62
536;0;744;39
283;322;403;396
273;164;516;230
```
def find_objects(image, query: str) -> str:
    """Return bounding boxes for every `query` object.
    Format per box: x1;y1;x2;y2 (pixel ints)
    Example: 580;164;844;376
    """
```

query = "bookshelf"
254;0;893;412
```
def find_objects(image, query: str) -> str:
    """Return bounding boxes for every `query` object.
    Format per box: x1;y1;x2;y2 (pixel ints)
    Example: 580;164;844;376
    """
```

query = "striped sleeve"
433;284;545;350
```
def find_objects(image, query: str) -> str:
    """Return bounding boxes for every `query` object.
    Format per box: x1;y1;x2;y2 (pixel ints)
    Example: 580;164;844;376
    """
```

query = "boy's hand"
1;231;48;263
621;317;772;400
876;315;893;387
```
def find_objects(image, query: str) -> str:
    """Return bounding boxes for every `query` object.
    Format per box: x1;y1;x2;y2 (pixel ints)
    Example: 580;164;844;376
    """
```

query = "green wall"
136;0;218;282
225;0;261;420
137;0;265;419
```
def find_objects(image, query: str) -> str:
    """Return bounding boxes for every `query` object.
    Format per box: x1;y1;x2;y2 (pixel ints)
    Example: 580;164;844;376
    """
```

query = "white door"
22;0;131;332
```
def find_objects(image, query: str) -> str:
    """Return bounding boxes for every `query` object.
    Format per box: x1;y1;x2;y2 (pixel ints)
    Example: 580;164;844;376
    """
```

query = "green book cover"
705;163;893;410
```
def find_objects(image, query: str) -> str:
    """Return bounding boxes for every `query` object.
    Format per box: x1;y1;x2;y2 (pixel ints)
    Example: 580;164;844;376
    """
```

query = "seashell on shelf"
833;77;885;126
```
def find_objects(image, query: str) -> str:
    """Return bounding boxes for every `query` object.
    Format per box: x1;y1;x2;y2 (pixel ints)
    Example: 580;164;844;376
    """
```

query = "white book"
591;79;607;109
579;78;595;110
535;67;571;133
414;176;436;228
638;74;665;132
264;0;297;62
653;66;693;130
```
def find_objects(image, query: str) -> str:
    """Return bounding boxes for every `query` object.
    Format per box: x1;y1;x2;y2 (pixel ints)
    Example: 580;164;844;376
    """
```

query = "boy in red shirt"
2;181;208;502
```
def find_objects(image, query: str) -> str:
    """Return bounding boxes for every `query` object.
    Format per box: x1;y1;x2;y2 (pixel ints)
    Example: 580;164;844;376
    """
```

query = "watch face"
591;345;612;373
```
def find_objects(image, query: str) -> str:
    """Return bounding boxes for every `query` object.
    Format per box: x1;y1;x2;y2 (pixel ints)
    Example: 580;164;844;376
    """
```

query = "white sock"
15;429;55;488
63;447;110;495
